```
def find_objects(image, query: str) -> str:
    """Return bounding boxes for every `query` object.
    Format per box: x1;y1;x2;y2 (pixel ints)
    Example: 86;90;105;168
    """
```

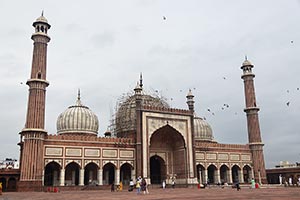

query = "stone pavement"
0;186;299;200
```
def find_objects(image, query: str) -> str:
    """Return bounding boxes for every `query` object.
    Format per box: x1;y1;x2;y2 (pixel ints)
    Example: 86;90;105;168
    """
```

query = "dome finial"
78;88;81;101
41;10;44;16
76;89;83;106
245;55;248;61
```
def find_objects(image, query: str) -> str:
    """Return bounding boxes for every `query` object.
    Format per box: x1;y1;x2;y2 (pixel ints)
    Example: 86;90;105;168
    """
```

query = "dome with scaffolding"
114;90;169;137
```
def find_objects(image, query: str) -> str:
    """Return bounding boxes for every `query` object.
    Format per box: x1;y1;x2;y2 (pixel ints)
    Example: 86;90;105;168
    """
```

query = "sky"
0;0;299;168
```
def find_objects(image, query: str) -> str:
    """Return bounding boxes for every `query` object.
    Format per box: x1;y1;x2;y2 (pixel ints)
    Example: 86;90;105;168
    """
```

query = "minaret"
134;80;143;178
19;13;51;191
186;89;195;112
241;57;267;184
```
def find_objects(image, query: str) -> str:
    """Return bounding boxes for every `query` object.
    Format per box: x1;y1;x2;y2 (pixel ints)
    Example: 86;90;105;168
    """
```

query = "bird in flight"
286;101;290;106
163;16;167;20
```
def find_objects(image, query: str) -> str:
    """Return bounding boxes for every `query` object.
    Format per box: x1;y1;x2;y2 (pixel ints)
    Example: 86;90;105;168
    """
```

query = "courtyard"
0;186;299;200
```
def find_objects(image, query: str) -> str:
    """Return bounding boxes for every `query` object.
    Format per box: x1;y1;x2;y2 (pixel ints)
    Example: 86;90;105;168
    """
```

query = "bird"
20;82;23;84
297;88;299;91
163;16;167;20
223;77;226;80
287;90;290;93
203;117;206;120
291;40;294;43
179;90;182;92
207;108;211;112
212;112;215;116
286;101;290;106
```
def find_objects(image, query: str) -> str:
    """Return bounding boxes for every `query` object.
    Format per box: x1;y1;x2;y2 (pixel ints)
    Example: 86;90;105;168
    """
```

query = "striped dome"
193;117;214;141
56;94;99;135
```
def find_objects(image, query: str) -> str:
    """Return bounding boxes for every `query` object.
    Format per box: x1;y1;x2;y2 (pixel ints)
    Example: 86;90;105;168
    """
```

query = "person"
251;178;255;189
162;180;166;189
119;181;123;191
172;178;175;189
141;178;149;194
289;177;293;186
298;177;300;187
279;174;282;185
136;178;141;194
128;179;134;192
111;182;115;192
236;181;241;191
0;182;2;195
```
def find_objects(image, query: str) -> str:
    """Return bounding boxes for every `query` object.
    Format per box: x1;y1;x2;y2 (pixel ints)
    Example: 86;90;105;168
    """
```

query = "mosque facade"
16;14;267;191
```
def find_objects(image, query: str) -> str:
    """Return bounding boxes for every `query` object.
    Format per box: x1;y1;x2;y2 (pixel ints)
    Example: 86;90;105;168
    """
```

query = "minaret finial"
41;10;44;16
139;73;143;88
245;55;248;61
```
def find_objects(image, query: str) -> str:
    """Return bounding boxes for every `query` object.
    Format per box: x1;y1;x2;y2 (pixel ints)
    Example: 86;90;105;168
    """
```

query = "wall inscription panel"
45;147;63;156
230;154;240;161
206;153;217;160
218;153;229;160
241;154;251;161
120;150;134;158
103;149;118;158
66;148;82;157
195;152;205;160
85;149;100;157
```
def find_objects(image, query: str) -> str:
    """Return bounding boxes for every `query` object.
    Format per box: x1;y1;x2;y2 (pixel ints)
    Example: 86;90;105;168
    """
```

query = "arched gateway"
149;125;187;184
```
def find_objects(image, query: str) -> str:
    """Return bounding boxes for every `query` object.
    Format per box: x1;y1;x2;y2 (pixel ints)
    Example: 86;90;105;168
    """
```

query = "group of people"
128;176;149;194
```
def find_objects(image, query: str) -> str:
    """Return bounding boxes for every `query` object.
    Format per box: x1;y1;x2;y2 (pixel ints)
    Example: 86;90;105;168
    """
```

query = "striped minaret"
241;57;267;184
19;13;51;191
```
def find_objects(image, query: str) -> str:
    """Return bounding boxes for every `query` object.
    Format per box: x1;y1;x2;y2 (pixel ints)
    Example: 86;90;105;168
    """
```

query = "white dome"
193;117;214;141
56;95;99;135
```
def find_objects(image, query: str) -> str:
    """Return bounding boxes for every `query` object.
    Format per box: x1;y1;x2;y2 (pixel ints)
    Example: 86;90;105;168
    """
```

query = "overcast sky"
0;0;299;168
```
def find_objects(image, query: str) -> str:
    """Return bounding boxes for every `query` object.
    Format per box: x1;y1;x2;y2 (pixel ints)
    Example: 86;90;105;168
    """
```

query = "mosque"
7;14;267;191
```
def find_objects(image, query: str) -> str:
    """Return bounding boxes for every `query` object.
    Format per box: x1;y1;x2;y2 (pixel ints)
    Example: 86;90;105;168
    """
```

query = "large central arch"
149;124;186;184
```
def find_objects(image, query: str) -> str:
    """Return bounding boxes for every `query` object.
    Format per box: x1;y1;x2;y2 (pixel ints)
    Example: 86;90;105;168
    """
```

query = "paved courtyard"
0;187;299;200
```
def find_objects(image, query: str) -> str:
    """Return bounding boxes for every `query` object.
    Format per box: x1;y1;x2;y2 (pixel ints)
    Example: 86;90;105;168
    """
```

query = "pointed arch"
44;161;61;186
232;164;241;183
207;164;217;184
196;164;205;184
65;162;80;186
103;162;116;185
120;162;133;185
84;162;99;185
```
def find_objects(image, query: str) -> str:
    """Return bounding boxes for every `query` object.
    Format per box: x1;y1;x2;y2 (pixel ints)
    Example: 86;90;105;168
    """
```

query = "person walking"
136;178;141;194
128;179;134;192
172;178;175;189
162;180;166;189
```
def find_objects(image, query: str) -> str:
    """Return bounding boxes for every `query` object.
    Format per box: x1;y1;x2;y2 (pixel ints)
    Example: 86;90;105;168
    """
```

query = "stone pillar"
239;169;244;183
204;169;208;184
115;168;120;184
199;169;202;184
131;169;136;181
42;170;45;186
216;169;221;184
98;169;103;185
60;169;65;186
79;169;84;186
228;169;233;184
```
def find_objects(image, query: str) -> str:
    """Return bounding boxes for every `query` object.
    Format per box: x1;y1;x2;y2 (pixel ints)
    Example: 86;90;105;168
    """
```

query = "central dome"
115;93;169;135
56;93;99;135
